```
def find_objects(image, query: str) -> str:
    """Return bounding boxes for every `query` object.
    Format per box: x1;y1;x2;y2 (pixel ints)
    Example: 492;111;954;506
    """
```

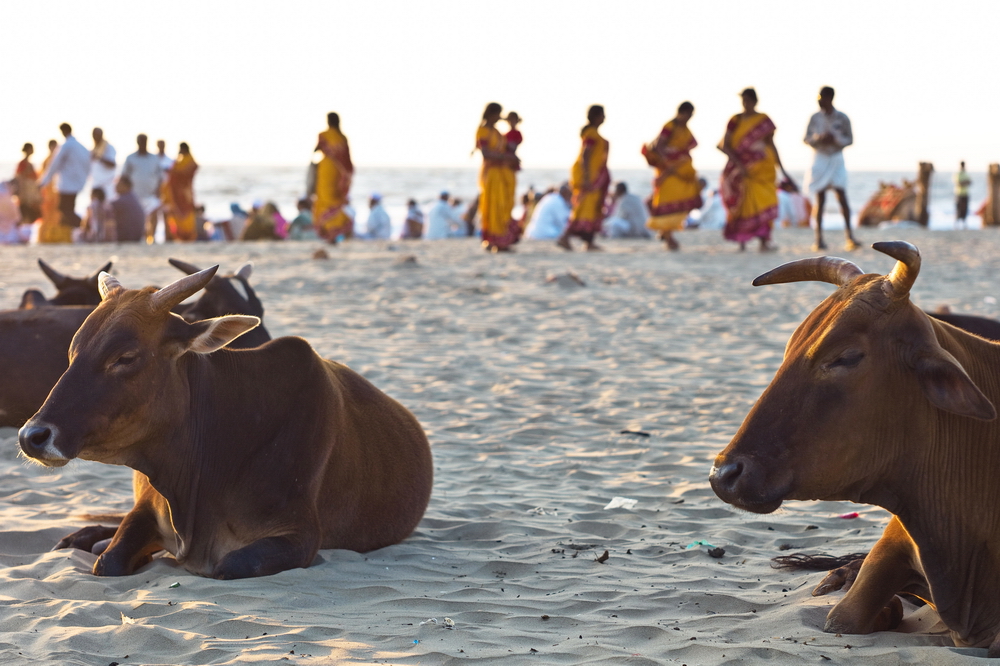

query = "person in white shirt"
603;182;652;238
122;134;164;241
364;193;392;239
90;127;116;197
402;199;424;239
524;184;572;240
803;86;857;251
39;123;91;229
425;191;465;239
156;139;174;173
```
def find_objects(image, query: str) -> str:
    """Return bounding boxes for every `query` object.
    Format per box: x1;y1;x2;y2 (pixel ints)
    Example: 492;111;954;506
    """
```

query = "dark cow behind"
710;241;1000;654
19;259;111;309
20;267;432;580
0;261;269;428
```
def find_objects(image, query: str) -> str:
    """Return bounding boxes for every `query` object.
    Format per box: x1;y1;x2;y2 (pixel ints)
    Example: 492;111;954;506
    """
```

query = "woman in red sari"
644;101;702;251
14;143;41;223
165;142;199;241
475;102;520;252
313;112;354;244
559;105;610;251
718;88;794;251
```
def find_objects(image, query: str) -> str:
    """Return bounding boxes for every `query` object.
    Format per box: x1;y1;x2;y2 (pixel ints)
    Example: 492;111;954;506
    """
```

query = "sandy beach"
0;228;995;664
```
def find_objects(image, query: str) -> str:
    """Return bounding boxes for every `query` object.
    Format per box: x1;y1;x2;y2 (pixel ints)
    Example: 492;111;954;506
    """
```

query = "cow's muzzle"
18;421;70;467
710;456;788;514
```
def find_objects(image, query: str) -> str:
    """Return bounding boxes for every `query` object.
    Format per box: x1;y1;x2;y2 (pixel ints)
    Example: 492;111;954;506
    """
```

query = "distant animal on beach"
710;241;1000;654
856;181;918;227
0;261;269;428
20;266;432;580
19;259;111;308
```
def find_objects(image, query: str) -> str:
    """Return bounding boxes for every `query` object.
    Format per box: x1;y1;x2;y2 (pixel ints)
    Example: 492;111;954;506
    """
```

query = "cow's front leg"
93;505;166;576
824;516;919;634
212;535;318;580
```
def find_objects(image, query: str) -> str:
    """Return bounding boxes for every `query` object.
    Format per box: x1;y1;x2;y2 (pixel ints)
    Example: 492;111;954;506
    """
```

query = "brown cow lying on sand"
19;266;432;580
710;241;1000;655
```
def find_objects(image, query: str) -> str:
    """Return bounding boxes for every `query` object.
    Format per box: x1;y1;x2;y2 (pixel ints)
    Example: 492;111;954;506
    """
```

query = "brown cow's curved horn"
37;258;68;288
752;257;864;288
168;258;202;275
872;241;920;299
151;265;219;311
98;272;123;300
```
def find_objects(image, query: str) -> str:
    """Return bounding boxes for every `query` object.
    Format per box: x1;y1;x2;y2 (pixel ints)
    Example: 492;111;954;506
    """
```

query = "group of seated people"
0;175;150;245
523;182;654;240
522;179;813;241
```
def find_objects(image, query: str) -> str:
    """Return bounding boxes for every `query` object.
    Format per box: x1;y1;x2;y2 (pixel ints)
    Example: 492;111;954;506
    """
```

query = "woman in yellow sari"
719;88;794;251
643;101;702;251
38;139;72;244
165;142;198;241
313;112;354;244
559;105;609;251
475;102;520;252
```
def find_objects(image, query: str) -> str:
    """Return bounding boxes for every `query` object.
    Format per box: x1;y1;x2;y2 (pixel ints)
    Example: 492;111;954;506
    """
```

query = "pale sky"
5;0;997;171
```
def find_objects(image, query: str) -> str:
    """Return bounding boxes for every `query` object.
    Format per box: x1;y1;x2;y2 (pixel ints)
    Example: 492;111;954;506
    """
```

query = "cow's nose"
19;424;53;457
710;460;744;493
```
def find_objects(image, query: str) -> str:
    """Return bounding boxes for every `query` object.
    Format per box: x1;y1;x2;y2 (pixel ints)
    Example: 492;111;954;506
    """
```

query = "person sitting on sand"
287;198;318;240
0;180;25;244
525;184;572;240
364;193;391;240
604;182;651;239
402;199;424;239
426;191;464;240
110;176;146;242
82;187;114;242
241;202;280;240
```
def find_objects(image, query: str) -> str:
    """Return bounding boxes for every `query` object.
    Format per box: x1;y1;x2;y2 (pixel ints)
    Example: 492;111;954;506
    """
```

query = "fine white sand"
0;227;993;665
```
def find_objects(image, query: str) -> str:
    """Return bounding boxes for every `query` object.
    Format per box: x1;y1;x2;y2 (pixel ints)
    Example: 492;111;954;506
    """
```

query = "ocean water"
195;166;989;235
3;164;989;237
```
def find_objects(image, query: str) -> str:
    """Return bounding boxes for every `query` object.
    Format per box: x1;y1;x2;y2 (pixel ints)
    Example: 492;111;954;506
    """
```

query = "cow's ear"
183;315;261;354
913;350;997;421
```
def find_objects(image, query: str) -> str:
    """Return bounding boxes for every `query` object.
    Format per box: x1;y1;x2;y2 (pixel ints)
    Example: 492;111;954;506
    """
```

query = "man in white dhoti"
804;86;857;251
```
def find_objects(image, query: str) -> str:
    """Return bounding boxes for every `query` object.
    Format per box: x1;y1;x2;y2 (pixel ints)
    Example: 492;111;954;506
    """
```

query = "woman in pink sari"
718;88;794;251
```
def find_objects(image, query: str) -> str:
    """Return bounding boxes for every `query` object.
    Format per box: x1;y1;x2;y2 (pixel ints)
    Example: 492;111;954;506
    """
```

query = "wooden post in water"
985;164;1000;227
916;162;934;227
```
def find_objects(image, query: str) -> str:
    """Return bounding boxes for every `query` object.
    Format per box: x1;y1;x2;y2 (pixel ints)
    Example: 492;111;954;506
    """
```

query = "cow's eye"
828;352;864;369
112;353;139;369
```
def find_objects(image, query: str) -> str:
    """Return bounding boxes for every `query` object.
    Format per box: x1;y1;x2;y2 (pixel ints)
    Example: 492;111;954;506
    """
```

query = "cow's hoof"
872;595;904;632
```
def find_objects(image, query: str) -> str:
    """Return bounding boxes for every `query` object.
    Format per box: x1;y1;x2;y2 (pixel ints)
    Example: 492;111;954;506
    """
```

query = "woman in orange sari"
718;88;793;251
559;105;609;251
643;101;702;251
313;112;354;244
37;139;72;244
165;142;199;241
475;102;520;252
